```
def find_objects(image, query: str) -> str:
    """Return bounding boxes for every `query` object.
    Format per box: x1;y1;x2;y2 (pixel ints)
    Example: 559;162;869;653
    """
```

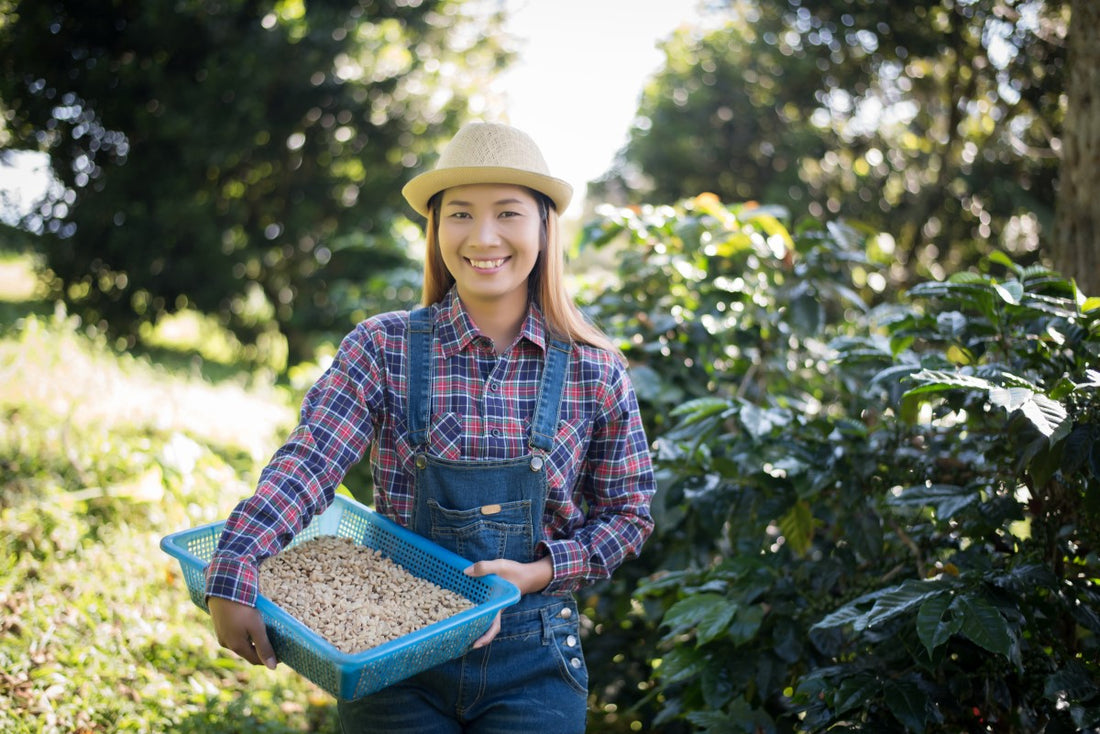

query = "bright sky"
494;0;705;218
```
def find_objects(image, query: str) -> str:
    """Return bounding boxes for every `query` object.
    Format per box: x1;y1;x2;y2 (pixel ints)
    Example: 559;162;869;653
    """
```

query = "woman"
206;122;656;733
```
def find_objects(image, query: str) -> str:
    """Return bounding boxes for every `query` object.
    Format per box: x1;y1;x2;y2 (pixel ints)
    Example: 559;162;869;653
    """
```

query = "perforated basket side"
350;607;497;699
258;596;342;696
159;524;222;612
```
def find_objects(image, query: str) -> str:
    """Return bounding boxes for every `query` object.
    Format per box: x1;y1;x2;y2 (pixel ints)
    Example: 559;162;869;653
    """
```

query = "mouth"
466;257;509;271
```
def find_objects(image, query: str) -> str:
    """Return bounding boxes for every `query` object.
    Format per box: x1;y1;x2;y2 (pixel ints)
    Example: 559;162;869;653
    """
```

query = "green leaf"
953;593;1014;658
700;664;734;710
987;386;1036;413
883;679;930;732
833;672;881;715
987;250;1019;273
656;645;708;685
1049;376;1077;400
629;364;685;405
1044;662;1098;703
778;500;816;556
662;593;736;645
904;369;995;396
992;280;1024;305
751;210;796;251
916;592;958;657
1063;426;1095;474
738;403;788;438
687;701;775;734
1019;393;1070;441
789;292;824;335
670;396;732;418
727;604;765;644
813;599;872;631
864;580;950;631
887;483;976;521
986;388;1070;443
948;271;989;285
1040;437;1071;486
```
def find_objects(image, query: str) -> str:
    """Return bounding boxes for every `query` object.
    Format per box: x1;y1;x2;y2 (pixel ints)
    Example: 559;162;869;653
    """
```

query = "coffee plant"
574;195;1100;733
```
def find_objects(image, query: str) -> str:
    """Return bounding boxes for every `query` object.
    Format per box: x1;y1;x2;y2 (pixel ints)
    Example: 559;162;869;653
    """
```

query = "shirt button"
559;607;572;619
570;657;582;669
490;428;501;438
566;635;577;648
488;382;499;392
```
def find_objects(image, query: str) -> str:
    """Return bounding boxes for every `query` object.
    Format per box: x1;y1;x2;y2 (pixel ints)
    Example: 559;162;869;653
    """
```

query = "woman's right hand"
208;596;277;669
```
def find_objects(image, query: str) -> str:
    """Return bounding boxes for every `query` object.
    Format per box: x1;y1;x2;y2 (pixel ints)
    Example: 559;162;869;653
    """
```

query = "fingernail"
265;657;277;670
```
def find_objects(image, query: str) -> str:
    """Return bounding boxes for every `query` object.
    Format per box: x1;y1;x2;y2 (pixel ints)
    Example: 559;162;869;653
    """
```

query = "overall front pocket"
427;498;534;562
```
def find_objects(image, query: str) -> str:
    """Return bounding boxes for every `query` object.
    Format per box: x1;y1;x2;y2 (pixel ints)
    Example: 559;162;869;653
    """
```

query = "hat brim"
402;166;573;217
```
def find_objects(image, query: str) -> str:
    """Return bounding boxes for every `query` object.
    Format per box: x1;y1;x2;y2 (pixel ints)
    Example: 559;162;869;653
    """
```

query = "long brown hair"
420;189;622;360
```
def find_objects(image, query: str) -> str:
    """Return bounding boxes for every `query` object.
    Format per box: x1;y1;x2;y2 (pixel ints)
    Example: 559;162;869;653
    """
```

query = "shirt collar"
435;288;547;358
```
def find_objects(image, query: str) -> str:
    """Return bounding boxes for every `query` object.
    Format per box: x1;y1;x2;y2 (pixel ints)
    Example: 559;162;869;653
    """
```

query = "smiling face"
436;183;544;319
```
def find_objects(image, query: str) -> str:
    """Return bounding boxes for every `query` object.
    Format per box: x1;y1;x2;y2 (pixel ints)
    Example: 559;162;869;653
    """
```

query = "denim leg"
336;671;463;734
463;599;588;734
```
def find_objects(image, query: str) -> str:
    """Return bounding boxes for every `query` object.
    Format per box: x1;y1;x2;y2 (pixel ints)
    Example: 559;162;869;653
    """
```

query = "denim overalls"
337;308;588;734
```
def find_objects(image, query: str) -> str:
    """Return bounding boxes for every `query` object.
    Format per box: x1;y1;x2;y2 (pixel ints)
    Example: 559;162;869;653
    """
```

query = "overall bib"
337;308;588;734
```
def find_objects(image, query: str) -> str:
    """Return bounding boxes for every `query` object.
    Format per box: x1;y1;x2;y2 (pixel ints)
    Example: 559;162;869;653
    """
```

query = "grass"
0;255;343;732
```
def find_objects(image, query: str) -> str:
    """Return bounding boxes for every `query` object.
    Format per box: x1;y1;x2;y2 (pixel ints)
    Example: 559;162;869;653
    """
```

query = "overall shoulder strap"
529;339;572;453
406;307;433;448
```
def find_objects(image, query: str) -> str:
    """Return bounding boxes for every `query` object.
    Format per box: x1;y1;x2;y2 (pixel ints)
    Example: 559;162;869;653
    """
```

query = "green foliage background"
572;197;1099;732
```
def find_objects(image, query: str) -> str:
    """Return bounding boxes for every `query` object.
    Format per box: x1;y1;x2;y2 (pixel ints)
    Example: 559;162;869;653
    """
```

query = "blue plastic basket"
160;494;520;701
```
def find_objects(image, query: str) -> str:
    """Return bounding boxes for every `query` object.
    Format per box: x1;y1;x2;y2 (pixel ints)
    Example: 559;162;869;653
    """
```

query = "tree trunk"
1052;0;1100;297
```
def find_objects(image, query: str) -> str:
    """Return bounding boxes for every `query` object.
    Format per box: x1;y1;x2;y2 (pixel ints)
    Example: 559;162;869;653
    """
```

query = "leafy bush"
575;196;1100;733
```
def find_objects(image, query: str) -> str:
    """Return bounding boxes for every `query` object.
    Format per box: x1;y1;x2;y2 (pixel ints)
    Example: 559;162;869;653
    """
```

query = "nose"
472;217;501;246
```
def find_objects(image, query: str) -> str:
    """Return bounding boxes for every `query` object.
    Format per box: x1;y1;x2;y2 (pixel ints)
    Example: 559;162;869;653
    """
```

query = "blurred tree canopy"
593;0;1075;290
0;0;508;364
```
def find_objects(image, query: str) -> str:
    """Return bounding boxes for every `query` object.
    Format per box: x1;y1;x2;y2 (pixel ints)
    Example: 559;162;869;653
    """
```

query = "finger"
225;633;263;667
464;560;501;578
472;612;501;649
246;619;278;669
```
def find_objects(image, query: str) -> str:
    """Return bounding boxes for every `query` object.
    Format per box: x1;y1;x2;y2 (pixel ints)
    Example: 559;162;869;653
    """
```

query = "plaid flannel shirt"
205;290;656;606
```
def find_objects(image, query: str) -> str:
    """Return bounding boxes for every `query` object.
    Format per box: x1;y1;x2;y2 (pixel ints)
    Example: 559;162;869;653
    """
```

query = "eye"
448;211;472;220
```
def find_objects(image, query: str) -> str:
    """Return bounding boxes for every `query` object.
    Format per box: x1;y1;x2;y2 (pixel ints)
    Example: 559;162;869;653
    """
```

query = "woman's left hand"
464;556;553;647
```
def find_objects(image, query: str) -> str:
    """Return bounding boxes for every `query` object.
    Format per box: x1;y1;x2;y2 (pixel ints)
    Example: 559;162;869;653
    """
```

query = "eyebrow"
443;197;529;208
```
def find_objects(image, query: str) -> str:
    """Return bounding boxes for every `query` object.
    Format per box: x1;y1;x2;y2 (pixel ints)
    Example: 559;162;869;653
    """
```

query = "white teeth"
468;258;506;269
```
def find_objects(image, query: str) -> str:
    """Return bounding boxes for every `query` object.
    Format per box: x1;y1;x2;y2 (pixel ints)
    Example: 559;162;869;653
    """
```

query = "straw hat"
401;122;573;217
